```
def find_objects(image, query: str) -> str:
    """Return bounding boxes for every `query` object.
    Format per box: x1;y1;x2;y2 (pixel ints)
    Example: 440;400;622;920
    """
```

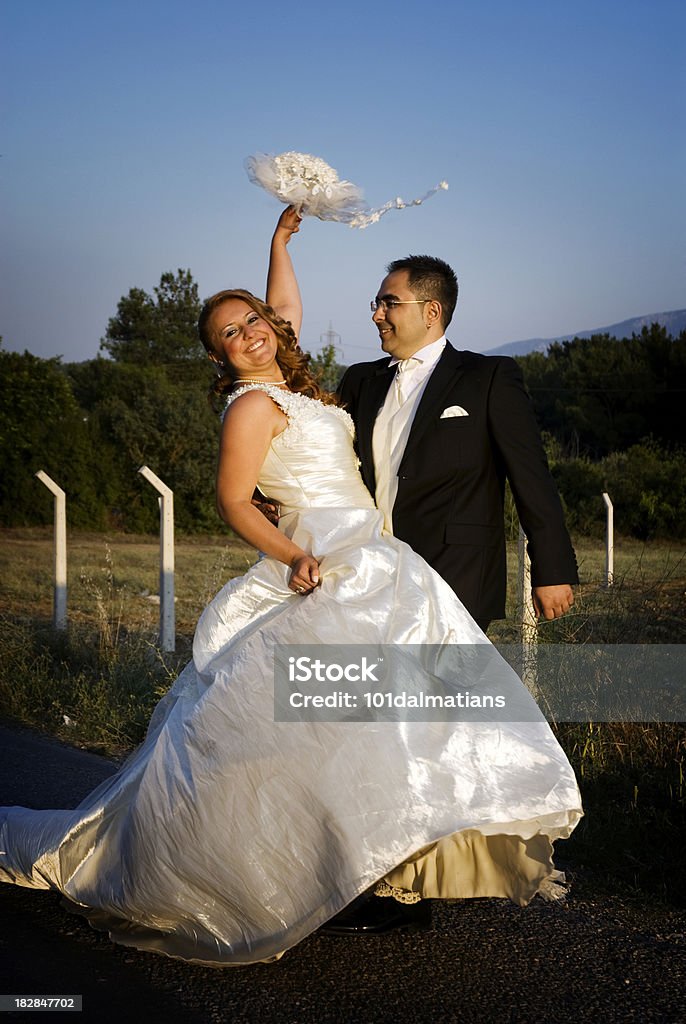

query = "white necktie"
394;358;419;407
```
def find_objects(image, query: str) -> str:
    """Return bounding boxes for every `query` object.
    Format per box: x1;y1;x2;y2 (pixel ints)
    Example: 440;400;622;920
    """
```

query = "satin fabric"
0;386;582;965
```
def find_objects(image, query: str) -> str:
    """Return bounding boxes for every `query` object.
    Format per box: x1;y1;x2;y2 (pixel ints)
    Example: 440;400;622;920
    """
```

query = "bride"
0;208;582;966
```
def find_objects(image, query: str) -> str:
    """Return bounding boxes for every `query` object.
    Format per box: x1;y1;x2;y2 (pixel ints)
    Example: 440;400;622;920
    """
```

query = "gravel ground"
0;721;684;1024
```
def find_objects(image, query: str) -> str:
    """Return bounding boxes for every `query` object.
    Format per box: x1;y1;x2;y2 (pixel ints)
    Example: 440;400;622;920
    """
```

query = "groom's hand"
532;584;575;620
251;495;280;526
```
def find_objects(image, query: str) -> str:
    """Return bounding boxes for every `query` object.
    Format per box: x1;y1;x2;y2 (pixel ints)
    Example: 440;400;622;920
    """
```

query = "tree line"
0;270;342;534
0;269;684;539
516;327;686;538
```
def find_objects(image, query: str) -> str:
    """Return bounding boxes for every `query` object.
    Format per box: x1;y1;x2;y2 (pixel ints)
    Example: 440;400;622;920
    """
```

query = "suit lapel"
399;343;466;469
357;364;395;495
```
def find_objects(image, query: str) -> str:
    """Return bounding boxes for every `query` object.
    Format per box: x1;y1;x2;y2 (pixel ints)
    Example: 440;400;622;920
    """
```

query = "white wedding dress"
0;385;582;965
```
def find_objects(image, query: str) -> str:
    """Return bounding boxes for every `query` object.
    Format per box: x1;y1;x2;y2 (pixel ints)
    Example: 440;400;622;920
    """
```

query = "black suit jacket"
338;342;578;622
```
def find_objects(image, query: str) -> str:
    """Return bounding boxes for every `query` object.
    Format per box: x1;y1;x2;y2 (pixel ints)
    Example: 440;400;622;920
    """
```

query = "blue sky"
2;0;684;365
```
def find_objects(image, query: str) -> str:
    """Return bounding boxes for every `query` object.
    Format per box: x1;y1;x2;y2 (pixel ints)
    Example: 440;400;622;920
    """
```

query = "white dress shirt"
372;336;447;533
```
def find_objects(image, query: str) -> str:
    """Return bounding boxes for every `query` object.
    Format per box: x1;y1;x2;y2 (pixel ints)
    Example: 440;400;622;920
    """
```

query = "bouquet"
245;151;448;229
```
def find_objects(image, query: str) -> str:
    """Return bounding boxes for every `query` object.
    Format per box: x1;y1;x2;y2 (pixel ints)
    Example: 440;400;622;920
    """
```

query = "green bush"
551;442;686;539
551;458;606;537
0;352;221;533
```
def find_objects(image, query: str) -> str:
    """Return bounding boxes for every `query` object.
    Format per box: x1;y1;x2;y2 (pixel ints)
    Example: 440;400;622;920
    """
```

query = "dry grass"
0;527;257;634
0;527;257;754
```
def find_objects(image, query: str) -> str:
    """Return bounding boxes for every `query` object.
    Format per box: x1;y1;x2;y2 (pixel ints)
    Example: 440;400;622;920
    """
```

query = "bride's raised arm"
266;205;303;339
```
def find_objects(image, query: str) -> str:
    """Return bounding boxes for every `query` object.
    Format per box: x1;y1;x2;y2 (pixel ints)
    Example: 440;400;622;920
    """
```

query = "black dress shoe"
320;895;432;935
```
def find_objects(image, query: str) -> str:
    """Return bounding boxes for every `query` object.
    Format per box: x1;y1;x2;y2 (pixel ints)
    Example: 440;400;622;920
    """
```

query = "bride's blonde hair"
198;289;340;406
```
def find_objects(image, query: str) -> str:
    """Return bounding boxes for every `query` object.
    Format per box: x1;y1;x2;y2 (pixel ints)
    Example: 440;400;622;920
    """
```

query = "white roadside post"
35;470;67;631
602;492;614;587
518;524;539;695
138;466;175;652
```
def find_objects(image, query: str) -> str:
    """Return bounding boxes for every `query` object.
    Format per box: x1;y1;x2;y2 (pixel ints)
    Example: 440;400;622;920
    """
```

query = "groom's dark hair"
386;255;458;329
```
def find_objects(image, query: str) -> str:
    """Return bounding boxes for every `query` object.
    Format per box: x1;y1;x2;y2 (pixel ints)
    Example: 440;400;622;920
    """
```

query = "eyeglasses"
370;299;430;313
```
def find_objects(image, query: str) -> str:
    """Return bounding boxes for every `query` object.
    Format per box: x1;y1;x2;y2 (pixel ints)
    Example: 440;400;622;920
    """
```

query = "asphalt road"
0;721;684;1024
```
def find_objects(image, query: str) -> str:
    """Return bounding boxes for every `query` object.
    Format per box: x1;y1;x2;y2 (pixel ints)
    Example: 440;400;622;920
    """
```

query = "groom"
320;256;579;937
337;254;578;633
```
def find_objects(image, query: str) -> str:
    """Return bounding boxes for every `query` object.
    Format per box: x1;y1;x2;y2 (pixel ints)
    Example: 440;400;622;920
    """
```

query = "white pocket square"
440;405;469;418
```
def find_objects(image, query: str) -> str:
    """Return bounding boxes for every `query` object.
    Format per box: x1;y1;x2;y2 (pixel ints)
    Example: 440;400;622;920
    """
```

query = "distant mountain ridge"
484;309;686;357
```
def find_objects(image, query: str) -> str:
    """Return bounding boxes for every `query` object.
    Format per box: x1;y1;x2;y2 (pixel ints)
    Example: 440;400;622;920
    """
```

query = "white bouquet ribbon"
245;152;448;229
